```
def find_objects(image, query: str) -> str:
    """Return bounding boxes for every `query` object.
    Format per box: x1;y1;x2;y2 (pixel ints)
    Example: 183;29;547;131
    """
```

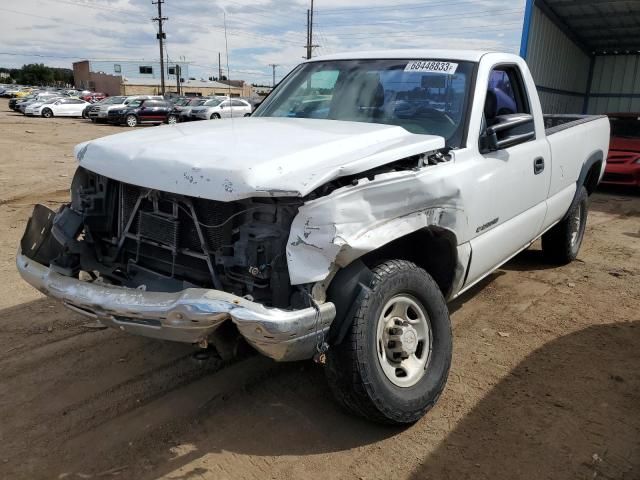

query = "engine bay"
47;167;302;308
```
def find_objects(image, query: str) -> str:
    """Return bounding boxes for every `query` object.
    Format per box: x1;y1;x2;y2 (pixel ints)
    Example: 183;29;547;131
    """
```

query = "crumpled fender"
286;166;467;285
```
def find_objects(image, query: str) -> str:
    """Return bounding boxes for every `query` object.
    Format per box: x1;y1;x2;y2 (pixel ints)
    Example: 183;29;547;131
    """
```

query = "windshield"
189;98;206;106
253;59;475;147
43;98;59;104
609;116;640;139
204;99;222;107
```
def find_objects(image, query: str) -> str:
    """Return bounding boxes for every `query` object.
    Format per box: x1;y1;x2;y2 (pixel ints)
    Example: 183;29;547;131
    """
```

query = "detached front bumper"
16;252;335;361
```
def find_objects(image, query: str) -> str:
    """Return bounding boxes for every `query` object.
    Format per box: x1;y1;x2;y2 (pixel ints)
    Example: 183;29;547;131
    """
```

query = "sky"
0;0;527;85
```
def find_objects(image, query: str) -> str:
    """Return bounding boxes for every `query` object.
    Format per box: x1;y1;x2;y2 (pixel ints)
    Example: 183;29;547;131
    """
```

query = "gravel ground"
0;100;638;480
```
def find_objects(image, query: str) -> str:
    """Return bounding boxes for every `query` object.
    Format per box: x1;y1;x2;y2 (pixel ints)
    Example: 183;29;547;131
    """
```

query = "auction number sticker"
404;60;458;74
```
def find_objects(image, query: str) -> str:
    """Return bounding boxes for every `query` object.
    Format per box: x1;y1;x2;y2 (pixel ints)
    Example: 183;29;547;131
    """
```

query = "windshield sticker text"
404;61;458;74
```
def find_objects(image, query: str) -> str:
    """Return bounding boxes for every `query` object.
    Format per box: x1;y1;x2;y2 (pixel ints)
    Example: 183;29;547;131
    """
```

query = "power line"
322;21;523;38
317;0;497;14
321;8;523;28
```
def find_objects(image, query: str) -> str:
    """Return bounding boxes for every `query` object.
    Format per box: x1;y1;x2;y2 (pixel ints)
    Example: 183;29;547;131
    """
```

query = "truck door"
463;64;551;287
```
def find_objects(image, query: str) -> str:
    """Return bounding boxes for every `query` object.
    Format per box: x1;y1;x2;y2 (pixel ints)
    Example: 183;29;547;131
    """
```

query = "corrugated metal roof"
543;0;640;54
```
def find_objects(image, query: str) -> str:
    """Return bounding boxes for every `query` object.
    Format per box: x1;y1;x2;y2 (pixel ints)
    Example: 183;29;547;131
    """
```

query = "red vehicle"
602;113;640;187
81;92;108;103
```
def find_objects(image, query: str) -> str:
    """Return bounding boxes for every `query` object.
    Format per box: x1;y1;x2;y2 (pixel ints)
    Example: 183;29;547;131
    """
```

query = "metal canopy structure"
537;0;640;54
521;0;640;114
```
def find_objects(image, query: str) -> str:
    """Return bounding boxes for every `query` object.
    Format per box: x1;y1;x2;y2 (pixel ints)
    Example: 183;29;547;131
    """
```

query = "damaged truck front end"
17;167;335;361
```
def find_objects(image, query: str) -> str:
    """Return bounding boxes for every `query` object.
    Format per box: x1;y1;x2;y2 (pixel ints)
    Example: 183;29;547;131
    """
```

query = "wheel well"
360;227;458;297
583;160;602;195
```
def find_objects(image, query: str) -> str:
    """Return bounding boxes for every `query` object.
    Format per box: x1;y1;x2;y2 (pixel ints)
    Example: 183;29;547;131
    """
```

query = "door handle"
533;157;545;175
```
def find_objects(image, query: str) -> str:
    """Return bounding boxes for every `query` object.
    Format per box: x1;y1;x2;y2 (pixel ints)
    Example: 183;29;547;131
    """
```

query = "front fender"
286;169;466;285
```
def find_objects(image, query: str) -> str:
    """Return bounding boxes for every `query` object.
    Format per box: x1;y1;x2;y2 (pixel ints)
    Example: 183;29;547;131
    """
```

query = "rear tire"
325;259;452;425
125;114;138;127
41;108;53;118
542;185;588;264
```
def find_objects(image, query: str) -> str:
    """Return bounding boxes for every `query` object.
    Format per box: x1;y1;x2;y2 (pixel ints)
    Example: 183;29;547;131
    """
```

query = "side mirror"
220;104;225;109
54;101;61;105
480;113;535;153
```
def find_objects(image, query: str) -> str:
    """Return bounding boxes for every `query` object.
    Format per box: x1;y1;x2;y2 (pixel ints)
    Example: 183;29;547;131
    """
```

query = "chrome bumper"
16;252;336;361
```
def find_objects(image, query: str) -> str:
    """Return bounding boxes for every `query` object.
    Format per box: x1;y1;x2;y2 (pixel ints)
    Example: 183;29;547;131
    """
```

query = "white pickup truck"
17;50;609;424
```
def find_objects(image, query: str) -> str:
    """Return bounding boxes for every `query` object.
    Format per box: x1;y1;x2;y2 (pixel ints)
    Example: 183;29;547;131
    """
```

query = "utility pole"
309;0;314;58
218;52;222;80
152;0;167;96
175;64;180;95
268;64;279;87
306;9;311;60
305;0;318;60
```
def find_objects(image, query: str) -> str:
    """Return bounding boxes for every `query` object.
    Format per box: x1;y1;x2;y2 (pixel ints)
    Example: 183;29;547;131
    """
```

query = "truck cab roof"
308;49;496;63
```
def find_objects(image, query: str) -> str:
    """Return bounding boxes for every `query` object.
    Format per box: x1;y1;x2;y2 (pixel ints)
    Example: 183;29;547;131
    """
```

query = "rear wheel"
541;185;588;264
125;114;138;127
41;108;53;118
210;113;221;120
325;259;452;425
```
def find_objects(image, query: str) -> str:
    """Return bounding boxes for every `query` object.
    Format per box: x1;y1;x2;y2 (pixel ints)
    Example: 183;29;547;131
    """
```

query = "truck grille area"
68;167;300;307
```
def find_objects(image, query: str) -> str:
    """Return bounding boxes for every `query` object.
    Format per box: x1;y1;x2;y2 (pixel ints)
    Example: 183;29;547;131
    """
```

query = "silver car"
191;98;252;120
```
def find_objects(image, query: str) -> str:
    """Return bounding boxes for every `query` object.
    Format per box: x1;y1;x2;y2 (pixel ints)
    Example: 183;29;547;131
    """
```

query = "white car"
18;50;610;425
191;98;252;120
26;97;91;117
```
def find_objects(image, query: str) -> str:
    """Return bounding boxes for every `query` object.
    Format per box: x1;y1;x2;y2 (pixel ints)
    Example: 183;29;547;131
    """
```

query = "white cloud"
0;0;525;85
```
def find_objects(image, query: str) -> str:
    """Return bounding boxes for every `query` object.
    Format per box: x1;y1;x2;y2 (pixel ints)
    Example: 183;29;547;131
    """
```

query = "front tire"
210;113;221;120
125;114;138;127
325;259;452;425
41;108;53;118
167;114;178;125
541;185;588;264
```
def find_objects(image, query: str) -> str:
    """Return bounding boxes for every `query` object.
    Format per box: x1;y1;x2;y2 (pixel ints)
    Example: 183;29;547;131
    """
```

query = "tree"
0;63;74;86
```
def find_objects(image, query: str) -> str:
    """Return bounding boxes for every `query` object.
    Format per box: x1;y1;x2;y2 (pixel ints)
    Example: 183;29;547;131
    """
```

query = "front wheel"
210;113;220;120
167;114;178;125
41;108;53;118
325;259;452;425
125;114;138;127
541;185;588;264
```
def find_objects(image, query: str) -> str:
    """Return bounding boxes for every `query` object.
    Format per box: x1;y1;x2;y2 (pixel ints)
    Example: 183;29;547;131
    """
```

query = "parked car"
12;95;37;111
107;99;177;126
18;92;60;113
174;97;209;121
89;95;162;122
26;97;90;117
191;98;252;120
601;113;640;187
17;50;610;425
80;92;107;103
13;88;34;98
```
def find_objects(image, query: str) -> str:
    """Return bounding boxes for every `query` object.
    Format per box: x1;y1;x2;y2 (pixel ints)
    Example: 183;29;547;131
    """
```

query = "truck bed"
544;114;608;136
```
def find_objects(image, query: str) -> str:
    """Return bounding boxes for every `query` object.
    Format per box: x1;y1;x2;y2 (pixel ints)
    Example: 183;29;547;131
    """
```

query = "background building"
73;59;251;97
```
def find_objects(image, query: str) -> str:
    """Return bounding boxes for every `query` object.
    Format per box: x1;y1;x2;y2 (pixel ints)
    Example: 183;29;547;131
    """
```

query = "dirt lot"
0;99;638;480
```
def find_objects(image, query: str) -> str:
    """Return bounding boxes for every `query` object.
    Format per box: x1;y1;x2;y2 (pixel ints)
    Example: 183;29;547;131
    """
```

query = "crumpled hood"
74;117;445;201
